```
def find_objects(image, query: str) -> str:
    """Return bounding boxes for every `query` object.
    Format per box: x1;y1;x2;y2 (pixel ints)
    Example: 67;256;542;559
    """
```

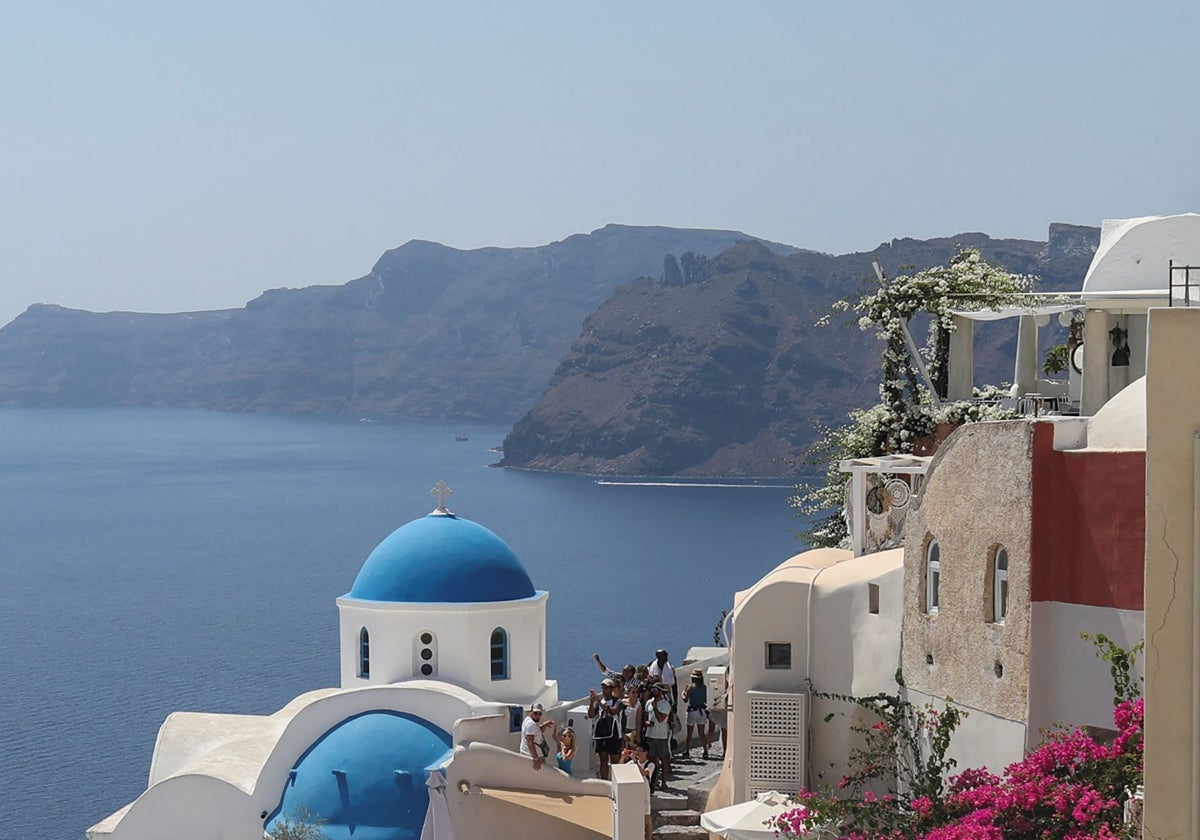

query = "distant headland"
0;223;1098;477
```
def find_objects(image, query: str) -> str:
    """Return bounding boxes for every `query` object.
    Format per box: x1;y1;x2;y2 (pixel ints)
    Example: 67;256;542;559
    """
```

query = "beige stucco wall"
1143;306;1200;840
723;547;904;802
445;742;617;840
902;421;1033;724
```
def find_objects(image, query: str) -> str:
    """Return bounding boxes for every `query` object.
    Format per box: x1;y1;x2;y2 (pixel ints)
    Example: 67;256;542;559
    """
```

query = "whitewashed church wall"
95;774;257;840
337;594;549;703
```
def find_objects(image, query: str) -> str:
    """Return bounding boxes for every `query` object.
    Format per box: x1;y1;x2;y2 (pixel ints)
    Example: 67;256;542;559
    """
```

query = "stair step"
653;809;702;827
650;790;690;810
652;826;709;839
686;785;712;813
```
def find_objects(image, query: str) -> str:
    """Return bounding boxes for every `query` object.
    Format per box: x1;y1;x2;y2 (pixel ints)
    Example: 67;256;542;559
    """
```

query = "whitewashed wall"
337;592;554;706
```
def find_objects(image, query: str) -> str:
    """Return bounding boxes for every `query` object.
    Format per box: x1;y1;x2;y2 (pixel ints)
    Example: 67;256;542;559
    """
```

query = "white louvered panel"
746;690;806;796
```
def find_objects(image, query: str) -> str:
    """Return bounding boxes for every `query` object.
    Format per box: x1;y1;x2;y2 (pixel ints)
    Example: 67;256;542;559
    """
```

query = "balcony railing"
1169;261;1200;307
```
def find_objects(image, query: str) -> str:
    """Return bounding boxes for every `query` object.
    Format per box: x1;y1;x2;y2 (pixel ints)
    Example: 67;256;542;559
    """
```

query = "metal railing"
1169;261;1200;306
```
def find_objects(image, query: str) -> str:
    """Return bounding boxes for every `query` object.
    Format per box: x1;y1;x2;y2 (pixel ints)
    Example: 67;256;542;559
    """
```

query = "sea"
0;408;808;839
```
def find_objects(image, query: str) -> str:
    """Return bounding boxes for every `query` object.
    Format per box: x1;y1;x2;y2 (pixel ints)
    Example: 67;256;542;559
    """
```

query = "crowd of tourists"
519;647;726;799
585;648;722;789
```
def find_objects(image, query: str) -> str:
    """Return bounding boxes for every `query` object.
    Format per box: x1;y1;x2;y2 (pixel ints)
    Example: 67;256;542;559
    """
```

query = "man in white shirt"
643;684;672;789
647;649;677;709
520;703;555;770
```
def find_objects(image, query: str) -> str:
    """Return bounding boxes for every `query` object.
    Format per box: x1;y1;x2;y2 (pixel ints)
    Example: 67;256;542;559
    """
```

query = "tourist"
520;704;555;770
634;743;655;840
556;719;576;774
593;653;638;689
588;678;624;780
634;742;656;783
618;732;639;763
643;683;672;789
707;674;730;756
635;663;651;686
647;649;677;709
682;669;711;759
628;684;648;742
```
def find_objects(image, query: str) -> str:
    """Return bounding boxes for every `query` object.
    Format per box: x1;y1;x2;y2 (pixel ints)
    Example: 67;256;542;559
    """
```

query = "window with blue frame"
359;627;370;678
490;628;508;680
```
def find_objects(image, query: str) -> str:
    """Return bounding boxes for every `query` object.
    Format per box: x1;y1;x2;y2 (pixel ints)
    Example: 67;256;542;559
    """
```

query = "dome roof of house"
266;710;453;840
1082;214;1200;298
347;513;535;603
1087;376;1146;451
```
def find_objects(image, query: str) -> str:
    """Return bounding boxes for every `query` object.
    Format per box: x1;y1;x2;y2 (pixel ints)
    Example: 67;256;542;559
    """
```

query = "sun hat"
691;669;704;679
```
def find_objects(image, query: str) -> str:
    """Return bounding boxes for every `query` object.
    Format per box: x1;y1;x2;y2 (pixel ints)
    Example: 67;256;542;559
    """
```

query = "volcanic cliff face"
0;222;1098;477
500;225;1099;477
0;225;789;418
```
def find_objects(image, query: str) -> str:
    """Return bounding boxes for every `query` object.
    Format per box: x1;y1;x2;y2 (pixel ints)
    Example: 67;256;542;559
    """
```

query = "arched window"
925;539;940;615
358;628;370;678
993;547;1009;624
490;627;509;680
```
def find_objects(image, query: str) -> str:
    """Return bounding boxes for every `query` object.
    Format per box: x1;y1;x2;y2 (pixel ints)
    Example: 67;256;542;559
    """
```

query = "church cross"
431;480;454;513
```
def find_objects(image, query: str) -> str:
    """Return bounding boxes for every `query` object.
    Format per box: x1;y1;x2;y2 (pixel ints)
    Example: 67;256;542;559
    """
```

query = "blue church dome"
267;710;453;840
348;513;536;603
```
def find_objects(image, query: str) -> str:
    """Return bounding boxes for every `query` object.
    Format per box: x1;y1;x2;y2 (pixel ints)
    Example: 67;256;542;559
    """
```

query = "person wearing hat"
520;703;556;770
681;669;711;759
643;683;672;789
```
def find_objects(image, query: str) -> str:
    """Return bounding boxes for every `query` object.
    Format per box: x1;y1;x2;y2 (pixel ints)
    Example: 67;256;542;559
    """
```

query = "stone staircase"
648;751;723;840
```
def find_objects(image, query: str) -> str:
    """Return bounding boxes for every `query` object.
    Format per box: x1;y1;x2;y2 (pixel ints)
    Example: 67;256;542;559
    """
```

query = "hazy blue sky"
2;1;1197;327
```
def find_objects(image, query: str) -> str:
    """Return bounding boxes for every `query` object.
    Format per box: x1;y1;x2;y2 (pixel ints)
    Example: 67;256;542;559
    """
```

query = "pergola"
838;454;933;557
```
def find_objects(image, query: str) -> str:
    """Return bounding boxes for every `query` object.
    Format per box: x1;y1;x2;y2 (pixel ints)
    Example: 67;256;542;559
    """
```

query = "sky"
1;1;1197;328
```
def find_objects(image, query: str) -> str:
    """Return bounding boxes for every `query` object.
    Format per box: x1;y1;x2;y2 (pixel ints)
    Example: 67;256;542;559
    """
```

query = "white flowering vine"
794;249;1035;548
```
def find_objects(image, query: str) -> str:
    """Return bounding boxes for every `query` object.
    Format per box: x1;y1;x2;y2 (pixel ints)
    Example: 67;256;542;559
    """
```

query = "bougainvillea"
770;640;1145;840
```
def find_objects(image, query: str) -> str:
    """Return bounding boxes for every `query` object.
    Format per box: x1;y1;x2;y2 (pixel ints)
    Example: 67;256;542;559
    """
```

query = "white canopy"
946;302;1081;322
701;791;806;839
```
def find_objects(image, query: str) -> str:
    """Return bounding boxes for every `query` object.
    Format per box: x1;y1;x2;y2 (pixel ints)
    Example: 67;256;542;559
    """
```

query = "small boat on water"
454;432;469;442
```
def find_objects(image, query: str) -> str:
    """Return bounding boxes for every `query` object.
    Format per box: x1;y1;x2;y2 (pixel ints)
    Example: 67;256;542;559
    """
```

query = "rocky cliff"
500;225;1099;477
0;225;792;418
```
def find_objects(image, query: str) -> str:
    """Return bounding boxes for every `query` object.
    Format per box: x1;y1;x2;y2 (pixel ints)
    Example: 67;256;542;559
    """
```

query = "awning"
472;786;613;838
946;302;1081;322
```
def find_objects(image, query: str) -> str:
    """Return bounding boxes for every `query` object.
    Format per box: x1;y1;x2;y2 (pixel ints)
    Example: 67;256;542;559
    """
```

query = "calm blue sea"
0;408;806;839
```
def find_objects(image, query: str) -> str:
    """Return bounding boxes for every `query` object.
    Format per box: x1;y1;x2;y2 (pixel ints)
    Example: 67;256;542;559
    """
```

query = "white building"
710;214;1195;816
88;490;644;840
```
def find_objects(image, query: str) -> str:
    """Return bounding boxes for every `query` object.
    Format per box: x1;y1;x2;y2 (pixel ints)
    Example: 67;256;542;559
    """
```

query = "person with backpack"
588;678;623;780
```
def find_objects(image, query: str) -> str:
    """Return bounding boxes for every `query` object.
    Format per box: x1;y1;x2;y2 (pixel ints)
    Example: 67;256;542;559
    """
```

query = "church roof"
347;513;536;603
266;710;453;840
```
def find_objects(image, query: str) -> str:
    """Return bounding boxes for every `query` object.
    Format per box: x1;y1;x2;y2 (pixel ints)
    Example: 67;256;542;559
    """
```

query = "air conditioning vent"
747;690;806;796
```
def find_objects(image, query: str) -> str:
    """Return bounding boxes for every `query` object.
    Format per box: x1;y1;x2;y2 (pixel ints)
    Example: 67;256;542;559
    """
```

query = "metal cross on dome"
431;480;454;514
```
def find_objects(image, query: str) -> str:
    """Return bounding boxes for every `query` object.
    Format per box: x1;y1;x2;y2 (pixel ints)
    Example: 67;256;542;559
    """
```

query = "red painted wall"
1029;422;1145;609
